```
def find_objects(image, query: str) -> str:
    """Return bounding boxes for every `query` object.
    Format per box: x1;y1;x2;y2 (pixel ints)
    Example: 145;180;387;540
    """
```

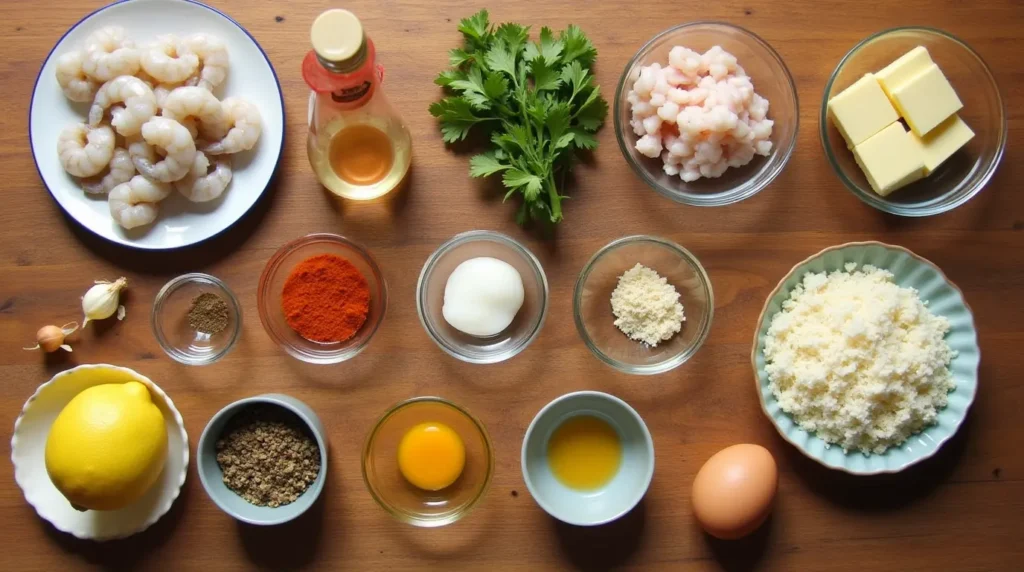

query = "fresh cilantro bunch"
429;9;608;225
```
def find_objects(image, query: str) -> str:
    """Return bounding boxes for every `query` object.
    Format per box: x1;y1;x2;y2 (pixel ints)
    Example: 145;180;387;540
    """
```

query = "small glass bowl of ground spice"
152;273;242;365
197;394;328;525
574;236;714;375
258;234;387;364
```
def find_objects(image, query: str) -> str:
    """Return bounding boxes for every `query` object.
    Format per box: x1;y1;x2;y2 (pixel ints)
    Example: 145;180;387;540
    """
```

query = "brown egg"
692;444;777;540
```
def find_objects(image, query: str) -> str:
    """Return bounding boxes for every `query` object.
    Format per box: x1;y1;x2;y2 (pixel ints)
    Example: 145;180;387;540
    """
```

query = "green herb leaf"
458;10;490;44
560;24;597;67
569;127;599;150
448;48;475;68
560;60;591;94
575;87;608;131
538;27;563;64
434;69;465;88
469;152;510;178
504;169;543;201
483;72;508;100
484;42;517;78
531;58;562;92
429;97;486;143
545;101;571;143
494;22;529;55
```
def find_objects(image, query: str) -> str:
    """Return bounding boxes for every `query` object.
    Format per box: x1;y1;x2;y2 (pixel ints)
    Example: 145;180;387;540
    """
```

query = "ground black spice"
215;406;321;508
187;292;230;335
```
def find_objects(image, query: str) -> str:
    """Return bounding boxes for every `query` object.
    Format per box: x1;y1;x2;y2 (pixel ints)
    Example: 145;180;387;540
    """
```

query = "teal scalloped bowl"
752;242;979;474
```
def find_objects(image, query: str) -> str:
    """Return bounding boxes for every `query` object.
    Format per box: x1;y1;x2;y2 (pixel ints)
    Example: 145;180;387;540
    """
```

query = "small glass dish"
258;234;387;364
416;231;548;364
362;397;493;527
152;273;242;366
574;236;714;375
821;27;1006;216
614;21;798;207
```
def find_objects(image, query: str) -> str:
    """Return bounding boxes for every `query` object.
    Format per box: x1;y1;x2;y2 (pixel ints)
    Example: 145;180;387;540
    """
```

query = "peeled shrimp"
175;151;232;202
89;75;157;137
182;34;229;92
129;117;196;182
81;147;135;194
58;123;115;178
140;35;199;85
161;86;230;140
108;175;171;229
202;97;261;155
55;50;98;102
82;25;139;82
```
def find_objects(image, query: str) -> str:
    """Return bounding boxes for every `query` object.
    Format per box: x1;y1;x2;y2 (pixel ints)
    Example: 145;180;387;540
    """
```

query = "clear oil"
308;90;412;200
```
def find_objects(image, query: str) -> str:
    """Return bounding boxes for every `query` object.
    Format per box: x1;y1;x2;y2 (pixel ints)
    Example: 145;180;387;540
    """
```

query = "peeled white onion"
442;257;524;337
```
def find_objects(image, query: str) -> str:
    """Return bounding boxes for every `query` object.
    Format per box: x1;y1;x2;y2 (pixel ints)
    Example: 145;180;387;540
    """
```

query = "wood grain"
2;0;1023;570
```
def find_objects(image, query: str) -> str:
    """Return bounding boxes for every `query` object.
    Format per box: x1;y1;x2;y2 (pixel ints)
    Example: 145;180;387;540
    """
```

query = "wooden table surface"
2;0;1022;570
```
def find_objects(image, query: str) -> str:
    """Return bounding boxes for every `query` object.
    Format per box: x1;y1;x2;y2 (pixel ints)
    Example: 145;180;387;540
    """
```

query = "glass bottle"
303;9;412;200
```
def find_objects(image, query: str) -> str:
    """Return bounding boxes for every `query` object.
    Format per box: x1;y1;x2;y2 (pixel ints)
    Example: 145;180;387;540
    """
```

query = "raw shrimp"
81;147;135;194
128;117;196;182
161;86;230;140
175;151;232;202
58;123;115;178
140;35;199;85
55;50;98;103
82;25;140;82
202;97;261;155
182;34;229;92
89;75;157;137
108;174;172;229
152;82;182;108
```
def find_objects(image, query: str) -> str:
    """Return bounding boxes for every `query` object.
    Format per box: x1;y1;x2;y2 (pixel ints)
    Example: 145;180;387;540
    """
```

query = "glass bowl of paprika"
258;233;388;364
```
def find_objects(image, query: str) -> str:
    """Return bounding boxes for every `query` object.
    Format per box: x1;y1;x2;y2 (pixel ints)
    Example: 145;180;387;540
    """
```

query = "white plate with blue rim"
752;241;979;475
29;0;284;250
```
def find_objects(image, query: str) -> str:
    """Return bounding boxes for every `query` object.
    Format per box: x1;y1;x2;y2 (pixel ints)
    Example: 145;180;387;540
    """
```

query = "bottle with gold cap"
303;9;412;200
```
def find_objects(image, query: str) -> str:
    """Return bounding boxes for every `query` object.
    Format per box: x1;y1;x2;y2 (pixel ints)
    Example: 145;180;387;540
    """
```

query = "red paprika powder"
281;253;370;343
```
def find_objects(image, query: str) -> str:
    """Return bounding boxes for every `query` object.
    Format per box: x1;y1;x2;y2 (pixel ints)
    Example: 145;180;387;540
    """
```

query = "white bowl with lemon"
11;364;189;540
521;391;654;527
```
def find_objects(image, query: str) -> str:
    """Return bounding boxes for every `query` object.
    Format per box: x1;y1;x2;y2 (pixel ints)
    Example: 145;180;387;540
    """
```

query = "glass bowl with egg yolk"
362;397;493;527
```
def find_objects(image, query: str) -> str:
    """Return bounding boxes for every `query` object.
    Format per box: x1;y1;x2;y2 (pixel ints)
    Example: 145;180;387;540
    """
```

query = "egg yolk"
397;422;466;491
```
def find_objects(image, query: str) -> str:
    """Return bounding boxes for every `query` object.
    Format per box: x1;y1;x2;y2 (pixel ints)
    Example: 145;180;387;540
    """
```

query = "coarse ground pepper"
281;253;370;343
215;405;321;508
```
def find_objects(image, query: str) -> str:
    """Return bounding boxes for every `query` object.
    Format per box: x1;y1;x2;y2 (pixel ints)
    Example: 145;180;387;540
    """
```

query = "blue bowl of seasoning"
197;394;328;525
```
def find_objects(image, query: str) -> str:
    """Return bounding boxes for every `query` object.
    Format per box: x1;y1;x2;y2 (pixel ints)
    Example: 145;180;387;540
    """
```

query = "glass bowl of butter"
821;27;1006;216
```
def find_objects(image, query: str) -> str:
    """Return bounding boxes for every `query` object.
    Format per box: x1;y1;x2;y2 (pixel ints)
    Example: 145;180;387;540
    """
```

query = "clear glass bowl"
257;234;387;364
574;236;714;375
416;231;548;364
152;273;242;366
362;397;493;527
820;27;1006;216
614;21;799;206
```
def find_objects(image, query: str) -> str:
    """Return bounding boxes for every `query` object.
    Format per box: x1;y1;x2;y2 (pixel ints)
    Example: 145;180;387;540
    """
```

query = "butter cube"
911;114;975;174
853;122;926;196
827;73;900;147
876;46;934;97
888;63;963;137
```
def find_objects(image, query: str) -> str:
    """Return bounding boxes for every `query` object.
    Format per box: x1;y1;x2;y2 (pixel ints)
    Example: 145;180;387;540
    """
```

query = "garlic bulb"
82;277;128;327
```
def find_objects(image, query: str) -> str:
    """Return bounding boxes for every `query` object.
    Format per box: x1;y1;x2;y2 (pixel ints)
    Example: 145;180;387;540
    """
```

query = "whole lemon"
45;381;168;511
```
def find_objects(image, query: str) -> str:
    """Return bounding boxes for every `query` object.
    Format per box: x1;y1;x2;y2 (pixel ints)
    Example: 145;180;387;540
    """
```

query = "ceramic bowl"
752;242;980;474
258;233;387;364
29;0;284;249
821;27;1006;216
417;231;548;364
615;21;798;206
11;364;189;540
197;394;328;525
522;391;654;526
152;273;242;366
574;236;713;375
362;397;493;527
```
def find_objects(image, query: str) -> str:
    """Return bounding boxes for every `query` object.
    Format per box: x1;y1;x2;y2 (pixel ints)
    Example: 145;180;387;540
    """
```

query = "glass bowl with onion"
152;273;242;366
257;233;387;364
614;21;799;206
574;236;714;375
416;230;548;364
362;396;493;527
820;27;1006;216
